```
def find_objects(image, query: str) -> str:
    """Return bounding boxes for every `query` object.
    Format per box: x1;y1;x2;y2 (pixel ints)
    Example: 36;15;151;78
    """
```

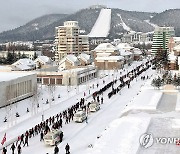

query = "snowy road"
21;67;153;154
0;60;153;154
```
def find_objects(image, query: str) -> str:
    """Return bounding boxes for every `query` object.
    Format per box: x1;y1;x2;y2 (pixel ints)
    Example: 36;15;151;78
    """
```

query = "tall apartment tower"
55;21;89;64
151;27;175;55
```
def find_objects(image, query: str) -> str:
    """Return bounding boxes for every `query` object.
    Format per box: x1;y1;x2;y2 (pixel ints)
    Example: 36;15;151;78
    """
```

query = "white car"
44;129;63;146
74;110;87;123
89;102;100;112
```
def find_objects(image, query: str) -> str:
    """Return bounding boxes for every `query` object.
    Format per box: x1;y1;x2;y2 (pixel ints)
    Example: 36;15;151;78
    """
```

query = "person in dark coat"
40;131;44;141
23;134;28;147
17;145;21;154
19;134;24;145
10;143;16;154
54;145;59;154
65;143;70;154
2;147;7;154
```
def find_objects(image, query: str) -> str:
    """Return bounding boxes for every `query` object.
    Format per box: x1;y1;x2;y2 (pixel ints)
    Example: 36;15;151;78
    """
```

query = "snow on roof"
12;58;36;70
173;37;180;42
116;43;134;50
169;53;176;61
96;56;124;61
134;48;142;55
119;48;132;56
35;56;51;64
0;72;35;82
174;44;180;51
13;58;35;66
78;53;90;62
96;53;112;57
94;43;116;51
59;55;80;66
61;66;95;73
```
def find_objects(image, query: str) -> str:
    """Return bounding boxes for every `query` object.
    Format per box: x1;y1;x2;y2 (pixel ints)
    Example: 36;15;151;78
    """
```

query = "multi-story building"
0;72;37;107
55;21;89;64
151;27;175;54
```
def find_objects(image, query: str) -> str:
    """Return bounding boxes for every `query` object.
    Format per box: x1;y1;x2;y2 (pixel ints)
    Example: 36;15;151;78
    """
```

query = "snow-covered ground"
144;20;158;29
117;14;132;32
87;115;151;154
88;9;111;38
0;59;154;154
175;93;180;111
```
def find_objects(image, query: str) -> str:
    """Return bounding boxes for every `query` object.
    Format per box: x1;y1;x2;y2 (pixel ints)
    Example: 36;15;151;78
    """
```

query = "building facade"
37;66;97;86
55;21;89;63
0;50;41;60
151;27;175;54
93;43;124;70
0;72;37;108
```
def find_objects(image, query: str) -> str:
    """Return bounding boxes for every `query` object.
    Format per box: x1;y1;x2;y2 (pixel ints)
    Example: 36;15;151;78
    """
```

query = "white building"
61;66;97;85
37;66;97;86
0;72;37;107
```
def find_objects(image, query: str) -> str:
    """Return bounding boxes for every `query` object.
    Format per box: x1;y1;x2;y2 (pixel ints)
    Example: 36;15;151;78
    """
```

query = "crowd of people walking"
1;59;153;154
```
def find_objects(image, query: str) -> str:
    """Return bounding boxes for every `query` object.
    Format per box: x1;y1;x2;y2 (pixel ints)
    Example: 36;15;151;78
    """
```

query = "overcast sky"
0;0;180;32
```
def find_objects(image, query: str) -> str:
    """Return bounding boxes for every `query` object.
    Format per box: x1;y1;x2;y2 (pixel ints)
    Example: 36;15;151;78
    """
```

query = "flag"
1;133;6;145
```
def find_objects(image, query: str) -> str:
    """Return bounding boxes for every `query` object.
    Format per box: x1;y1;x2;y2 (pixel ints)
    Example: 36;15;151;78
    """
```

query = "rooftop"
0;72;35;82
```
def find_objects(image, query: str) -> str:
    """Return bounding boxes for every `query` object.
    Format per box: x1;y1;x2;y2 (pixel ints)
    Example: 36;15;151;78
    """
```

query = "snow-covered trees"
173;74;180;89
151;76;164;89
154;48;170;72
152;73;180;89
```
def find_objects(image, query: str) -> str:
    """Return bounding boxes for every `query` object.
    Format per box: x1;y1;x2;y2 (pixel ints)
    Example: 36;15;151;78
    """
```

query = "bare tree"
47;83;56;106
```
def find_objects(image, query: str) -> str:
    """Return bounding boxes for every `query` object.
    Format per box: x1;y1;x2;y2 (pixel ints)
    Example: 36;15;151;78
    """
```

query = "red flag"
1;133;6;145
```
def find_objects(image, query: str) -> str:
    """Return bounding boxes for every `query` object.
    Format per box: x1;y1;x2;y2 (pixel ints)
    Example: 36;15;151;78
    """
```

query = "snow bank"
172;119;180;128
125;89;163;111
88;9;111;37
88;115;151;154
175;93;180;111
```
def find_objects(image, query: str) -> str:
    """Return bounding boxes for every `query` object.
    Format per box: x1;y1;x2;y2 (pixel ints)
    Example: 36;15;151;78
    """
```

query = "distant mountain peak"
0;8;180;42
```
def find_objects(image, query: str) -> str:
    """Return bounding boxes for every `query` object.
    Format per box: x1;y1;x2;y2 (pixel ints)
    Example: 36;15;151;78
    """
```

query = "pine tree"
6;51;14;64
151;76;164;89
166;74;173;84
161;49;170;70
173;75;180;89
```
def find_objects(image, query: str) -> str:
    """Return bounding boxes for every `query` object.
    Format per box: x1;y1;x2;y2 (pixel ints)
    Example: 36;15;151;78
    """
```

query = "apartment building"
151;27;175;54
55;21;89;64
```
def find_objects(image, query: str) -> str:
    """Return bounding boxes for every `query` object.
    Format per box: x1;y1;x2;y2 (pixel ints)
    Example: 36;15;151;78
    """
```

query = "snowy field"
88;9;111;37
0;59;156;154
87;114;151;154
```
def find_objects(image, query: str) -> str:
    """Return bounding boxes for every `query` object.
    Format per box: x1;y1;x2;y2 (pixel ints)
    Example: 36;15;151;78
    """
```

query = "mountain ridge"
0;8;179;42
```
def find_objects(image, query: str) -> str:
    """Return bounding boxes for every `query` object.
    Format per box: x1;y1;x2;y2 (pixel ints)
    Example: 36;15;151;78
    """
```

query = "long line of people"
2;59;153;154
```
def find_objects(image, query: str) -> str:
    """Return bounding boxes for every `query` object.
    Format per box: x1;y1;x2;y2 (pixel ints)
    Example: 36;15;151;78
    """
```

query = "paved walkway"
157;93;177;112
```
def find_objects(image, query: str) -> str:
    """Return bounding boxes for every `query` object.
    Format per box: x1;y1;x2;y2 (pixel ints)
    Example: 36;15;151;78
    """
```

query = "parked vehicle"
89;101;100;112
44;129;63;146
74;110;87;123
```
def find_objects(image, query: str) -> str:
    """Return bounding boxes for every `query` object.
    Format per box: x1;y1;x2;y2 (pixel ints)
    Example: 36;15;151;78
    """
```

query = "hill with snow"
1;8;180;42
